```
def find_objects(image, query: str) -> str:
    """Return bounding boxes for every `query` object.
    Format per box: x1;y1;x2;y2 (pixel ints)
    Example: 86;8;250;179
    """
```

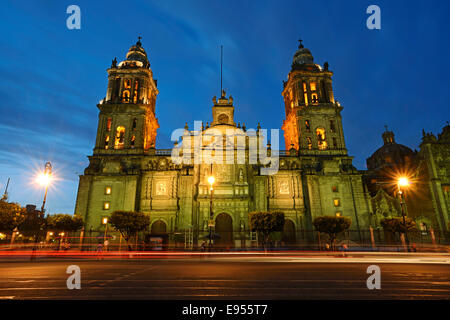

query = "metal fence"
1;228;448;252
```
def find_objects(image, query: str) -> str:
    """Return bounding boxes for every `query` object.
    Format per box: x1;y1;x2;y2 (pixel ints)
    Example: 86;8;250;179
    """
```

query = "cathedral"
74;39;449;247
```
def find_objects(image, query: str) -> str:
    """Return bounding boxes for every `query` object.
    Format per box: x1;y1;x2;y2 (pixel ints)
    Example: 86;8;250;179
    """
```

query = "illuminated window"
103;202;110;210
335;212;342;217
311;93;318;104
310;82;317;92
316;128;327;150
106;118;112;131
130;135;136;148
122;90;130;102
114;126;126;149
105;187;111;195
334;199;340;207
104;135;110;149
306;137;312;150
305;120;311;132
332;186;338;192
330;120;335;132
124;79;131;89
133;81;139;103
303;82;308;105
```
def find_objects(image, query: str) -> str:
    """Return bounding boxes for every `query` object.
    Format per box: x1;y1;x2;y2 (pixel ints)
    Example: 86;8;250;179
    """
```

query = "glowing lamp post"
37;162;52;214
207;175;215;251
102;217;109;244
397;177;410;250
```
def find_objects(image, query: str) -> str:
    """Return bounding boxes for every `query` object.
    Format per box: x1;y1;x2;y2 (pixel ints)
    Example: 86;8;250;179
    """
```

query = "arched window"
104;135;110;149
303;82;308;105
106;118;112;131
122;90;130;102
306;137;312;150
310;82;318;104
133;80;139;103
305;120;311;132
132;118;137;130
316;128;327;150
114;126;126;149
130;135;136;148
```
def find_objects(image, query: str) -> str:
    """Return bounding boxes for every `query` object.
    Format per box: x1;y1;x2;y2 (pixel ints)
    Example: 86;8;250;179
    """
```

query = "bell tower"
281;40;347;156
93;38;159;155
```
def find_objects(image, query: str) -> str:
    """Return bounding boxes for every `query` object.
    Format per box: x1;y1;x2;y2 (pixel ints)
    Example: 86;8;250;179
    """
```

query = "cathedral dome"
118;38;150;68
291;40;321;72
293;46;314;65
366;128;415;171
437;122;450;143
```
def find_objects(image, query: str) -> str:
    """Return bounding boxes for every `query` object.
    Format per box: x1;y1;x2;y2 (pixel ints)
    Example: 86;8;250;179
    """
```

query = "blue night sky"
0;0;448;214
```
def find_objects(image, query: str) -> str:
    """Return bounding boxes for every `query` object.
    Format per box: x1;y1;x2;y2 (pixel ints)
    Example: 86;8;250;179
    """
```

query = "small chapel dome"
366;128;415;171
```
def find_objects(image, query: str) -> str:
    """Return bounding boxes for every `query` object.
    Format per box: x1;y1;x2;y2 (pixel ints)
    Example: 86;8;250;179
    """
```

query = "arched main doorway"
151;220;167;234
282;219;296;246
215;213;233;249
149;220;168;250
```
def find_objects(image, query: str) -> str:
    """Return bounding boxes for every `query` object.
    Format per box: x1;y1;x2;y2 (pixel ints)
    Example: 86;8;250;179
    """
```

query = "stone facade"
75;39;378;247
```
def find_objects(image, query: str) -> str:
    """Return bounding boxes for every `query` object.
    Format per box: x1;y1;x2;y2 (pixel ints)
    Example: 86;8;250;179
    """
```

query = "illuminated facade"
75;39;378;247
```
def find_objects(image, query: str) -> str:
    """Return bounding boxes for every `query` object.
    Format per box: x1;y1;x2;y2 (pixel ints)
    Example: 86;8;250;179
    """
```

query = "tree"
380;217;416;239
0;201;26;235
249;211;285;249
109;211;150;250
46;214;84;233
313;216;352;250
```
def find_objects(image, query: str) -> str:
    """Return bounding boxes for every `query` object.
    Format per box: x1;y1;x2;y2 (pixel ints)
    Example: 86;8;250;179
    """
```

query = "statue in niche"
238;168;244;182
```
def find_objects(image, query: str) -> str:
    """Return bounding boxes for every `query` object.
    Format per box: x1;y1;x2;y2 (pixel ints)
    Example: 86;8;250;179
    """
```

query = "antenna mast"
1;177;10;201
220;45;223;94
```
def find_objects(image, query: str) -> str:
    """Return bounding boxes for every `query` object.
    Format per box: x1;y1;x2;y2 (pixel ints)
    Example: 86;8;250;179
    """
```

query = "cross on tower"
298;39;303;48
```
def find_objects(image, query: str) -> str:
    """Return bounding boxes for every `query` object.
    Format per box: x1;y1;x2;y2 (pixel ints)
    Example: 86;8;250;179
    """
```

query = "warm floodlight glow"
398;177;409;187
37;173;51;187
207;176;215;185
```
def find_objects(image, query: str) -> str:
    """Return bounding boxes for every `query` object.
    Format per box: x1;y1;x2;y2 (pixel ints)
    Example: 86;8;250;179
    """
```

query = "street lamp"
32;162;52;260
207;175;215;251
37;162;52;214
102;217;109;245
397;177;410;251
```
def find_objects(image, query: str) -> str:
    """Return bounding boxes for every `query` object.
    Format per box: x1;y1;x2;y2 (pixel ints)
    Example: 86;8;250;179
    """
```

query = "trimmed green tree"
46;214;84;233
0;201;26;236
380;217;416;242
249;211;285;249
109;211;150;250
313;216;352;250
